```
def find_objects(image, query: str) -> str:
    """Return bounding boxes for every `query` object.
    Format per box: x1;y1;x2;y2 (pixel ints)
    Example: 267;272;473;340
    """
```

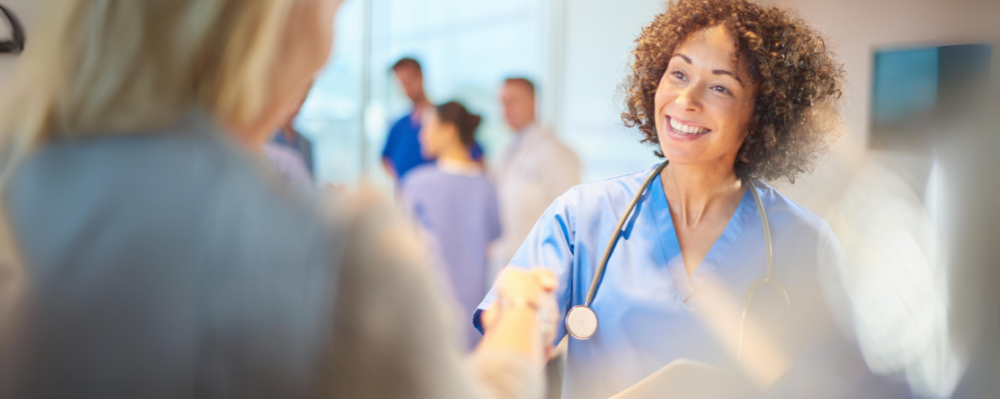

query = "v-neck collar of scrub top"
647;173;758;301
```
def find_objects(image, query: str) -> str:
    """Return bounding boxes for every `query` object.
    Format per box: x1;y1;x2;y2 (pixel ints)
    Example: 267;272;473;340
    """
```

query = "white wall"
0;0;39;89
555;0;666;183
763;0;1000;214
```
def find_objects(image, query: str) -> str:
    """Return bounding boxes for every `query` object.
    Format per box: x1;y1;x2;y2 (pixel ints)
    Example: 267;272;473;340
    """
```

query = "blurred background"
4;0;998;203
0;0;997;197
2;0;999;397
298;0;669;190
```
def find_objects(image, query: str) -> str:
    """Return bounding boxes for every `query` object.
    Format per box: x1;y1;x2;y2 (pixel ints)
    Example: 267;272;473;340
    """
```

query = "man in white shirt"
492;78;581;276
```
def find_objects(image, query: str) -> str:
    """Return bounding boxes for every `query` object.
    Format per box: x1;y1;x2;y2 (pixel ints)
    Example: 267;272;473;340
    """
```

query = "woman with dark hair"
475;0;846;397
402;101;502;352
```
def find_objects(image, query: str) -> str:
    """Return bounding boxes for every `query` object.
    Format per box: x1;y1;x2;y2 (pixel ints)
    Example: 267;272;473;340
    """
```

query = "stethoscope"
563;161;790;363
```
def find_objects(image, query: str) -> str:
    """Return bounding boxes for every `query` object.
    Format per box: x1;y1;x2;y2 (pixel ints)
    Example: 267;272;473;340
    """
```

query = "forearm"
327;190;545;399
470;306;547;399
467;344;544;399
479;307;543;360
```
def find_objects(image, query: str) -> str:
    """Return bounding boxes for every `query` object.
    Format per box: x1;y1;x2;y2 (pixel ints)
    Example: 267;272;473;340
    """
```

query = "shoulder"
9;113;333;274
263;142;301;164
400;164;440;188
389;113;414;132
759;184;829;227
571;166;653;198
756;182;839;249
13;115;232;198
529;128;578;158
402;163;439;180
551;165;657;214
472;173;497;194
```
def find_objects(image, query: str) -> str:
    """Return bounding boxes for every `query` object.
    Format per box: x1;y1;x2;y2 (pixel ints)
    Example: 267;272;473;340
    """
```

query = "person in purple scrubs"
381;58;484;183
401;101;501;351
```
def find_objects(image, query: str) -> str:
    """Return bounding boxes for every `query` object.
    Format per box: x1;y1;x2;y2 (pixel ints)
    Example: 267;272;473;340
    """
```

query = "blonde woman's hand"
479;267;559;364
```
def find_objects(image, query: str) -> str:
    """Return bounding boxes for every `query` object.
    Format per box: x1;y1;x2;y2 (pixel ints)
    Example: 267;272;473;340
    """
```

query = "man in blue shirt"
381;58;482;183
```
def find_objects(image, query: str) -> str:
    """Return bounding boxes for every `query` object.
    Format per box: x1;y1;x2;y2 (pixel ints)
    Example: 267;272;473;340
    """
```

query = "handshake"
478;268;561;365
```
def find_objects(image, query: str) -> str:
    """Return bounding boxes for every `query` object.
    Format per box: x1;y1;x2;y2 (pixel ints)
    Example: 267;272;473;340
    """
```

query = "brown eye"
711;85;732;95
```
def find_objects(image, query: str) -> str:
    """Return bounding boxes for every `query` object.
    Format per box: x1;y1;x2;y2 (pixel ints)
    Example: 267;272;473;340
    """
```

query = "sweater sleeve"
318;188;544;399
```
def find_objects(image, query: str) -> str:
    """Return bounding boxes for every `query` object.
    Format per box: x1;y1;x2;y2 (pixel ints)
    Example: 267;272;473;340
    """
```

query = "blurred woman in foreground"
0;0;555;398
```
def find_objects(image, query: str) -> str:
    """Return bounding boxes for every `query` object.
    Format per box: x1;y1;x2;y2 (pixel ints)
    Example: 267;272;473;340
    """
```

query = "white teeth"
668;117;709;134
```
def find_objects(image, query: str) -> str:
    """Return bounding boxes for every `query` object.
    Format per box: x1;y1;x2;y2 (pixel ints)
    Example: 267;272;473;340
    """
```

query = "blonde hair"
0;0;297;333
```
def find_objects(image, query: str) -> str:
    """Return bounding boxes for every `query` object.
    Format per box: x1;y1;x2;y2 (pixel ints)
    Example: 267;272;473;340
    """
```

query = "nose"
675;84;702;112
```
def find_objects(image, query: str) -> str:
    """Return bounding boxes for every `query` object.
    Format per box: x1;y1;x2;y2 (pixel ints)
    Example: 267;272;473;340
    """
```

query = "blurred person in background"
0;0;559;398
381;58;484;183
402;101;500;352
476;1;871;398
263;86;315;190
493;77;580;278
382;57;434;182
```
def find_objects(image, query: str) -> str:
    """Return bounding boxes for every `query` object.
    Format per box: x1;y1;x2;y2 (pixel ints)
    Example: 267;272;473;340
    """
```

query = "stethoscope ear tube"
583;161;669;307
567;161;668;340
738;180;790;365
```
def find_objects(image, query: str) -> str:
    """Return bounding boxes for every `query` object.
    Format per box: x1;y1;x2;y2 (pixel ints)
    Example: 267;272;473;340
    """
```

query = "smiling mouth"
667;116;711;135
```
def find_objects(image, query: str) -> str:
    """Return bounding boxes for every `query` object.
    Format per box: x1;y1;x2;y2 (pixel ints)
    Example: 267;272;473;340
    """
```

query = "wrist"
499;297;540;313
481;305;542;359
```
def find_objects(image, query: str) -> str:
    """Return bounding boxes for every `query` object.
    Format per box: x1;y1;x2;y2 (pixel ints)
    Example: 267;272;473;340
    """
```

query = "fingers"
481;302;500;331
489;266;561;364
497;267;555;294
531;268;557;291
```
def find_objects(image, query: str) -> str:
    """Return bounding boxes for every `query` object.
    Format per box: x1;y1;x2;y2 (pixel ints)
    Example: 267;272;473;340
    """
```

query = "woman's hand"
478;268;559;364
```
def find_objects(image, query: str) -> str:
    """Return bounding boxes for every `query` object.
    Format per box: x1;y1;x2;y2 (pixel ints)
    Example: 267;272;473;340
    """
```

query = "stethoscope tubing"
583;160;669;307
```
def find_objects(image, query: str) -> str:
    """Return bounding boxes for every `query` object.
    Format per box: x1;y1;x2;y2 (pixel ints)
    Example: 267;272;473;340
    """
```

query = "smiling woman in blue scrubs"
475;0;846;397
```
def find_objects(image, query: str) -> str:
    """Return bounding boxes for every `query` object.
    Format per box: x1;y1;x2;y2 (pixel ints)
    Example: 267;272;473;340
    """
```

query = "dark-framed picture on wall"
0;2;26;55
869;44;992;151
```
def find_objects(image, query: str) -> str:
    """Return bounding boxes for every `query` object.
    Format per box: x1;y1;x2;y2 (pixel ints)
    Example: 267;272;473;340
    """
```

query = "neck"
438;144;474;165
412;95;432;110
513;119;536;133
222;117;274;153
661;160;744;226
281;125;296;141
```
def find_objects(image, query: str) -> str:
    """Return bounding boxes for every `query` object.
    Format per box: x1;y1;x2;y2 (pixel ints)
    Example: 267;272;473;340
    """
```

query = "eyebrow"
671;53;745;87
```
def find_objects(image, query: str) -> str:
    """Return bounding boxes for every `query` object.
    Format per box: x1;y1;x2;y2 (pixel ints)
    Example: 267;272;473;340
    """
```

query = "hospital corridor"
0;0;998;398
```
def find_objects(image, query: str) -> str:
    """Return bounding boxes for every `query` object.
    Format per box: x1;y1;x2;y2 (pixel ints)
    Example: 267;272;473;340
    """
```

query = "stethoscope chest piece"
565;305;599;340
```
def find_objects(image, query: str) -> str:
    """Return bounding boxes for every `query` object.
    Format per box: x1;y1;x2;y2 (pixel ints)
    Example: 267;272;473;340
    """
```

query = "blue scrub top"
382;111;485;180
475;164;844;399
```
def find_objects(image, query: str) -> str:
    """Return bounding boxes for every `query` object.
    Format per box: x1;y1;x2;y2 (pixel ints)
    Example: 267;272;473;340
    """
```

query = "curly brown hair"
621;0;844;183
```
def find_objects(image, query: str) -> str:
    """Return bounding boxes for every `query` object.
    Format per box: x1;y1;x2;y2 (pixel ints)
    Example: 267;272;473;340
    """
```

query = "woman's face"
654;26;756;169
419;110;455;158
